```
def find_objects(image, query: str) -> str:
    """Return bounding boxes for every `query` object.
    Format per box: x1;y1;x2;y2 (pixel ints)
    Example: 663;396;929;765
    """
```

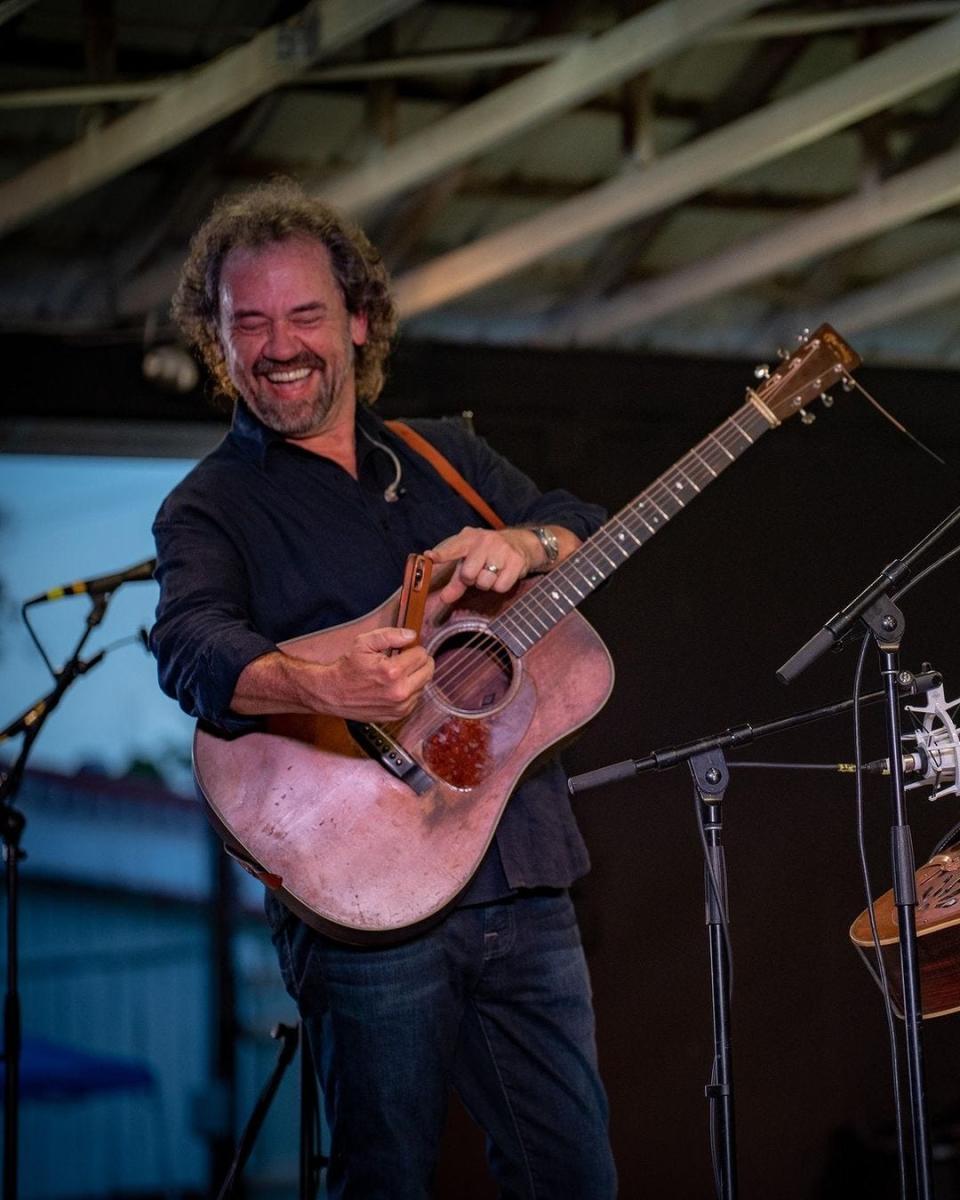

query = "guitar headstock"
751;325;860;426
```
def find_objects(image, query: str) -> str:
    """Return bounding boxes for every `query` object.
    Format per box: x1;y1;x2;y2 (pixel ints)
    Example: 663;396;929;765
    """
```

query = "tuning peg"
842;376;855;392
796;327;811;343
754;364;770;380
820;392;834;408
800;409;816;425
776;346;789;360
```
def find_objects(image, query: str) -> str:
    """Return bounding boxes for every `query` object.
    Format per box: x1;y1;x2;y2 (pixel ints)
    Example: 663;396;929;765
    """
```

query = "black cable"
20;602;56;680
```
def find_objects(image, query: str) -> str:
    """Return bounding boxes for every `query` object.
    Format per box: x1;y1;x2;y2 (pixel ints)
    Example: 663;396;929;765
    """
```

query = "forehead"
218;236;341;312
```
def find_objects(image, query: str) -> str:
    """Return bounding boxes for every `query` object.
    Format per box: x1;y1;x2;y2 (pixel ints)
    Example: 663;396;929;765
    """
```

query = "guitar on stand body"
195;325;860;944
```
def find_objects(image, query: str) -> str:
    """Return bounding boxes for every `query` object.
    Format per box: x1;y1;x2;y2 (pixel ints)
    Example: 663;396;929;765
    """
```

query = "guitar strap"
385;420;506;530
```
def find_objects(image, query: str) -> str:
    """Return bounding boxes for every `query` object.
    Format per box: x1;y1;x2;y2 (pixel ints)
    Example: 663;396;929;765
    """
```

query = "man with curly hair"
151;178;617;1199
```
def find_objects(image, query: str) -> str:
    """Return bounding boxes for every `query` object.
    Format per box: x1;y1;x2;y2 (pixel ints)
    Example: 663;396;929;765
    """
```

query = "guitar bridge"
346;721;433;795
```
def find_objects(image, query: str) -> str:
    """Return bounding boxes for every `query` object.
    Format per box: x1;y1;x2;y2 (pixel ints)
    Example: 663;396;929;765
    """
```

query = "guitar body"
850;845;960;1020
194;578;614;944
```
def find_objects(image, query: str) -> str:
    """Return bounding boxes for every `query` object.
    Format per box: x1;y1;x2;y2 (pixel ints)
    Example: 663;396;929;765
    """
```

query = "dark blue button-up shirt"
151;401;606;901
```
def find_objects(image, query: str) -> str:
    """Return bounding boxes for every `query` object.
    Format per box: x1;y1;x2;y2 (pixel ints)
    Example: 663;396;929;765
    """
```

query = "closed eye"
234;317;270;334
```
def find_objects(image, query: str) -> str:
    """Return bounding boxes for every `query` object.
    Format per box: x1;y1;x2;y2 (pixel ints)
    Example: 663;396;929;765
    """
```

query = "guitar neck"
491;397;773;656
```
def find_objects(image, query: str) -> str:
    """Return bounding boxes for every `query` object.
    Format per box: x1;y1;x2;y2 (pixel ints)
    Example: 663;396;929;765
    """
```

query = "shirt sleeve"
399;418;607;538
151;493;277;734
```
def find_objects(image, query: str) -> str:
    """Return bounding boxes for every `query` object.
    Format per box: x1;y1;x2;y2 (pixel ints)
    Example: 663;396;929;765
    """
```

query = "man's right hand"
316;627;435;722
230;627;435;724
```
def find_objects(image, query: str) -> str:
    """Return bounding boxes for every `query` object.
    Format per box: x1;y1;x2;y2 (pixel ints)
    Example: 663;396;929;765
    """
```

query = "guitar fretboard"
491;399;772;656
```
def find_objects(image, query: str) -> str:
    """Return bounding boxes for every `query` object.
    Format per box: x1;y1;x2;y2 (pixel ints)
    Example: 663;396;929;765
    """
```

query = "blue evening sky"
1;457;198;790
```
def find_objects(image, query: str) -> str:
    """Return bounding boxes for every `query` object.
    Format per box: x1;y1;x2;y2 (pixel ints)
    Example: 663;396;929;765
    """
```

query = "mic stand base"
215;1022;325;1200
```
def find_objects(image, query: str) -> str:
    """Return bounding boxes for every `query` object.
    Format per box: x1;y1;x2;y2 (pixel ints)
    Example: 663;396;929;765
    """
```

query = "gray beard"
247;355;352;437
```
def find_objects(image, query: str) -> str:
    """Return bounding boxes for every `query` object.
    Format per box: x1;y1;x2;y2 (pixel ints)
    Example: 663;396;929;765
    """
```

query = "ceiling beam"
0;0;421;238
319;0;768;216
391;14;960;321
548;143;960;343
774;249;960;340
6;6;960;112
709;2;960;40
559;32;809;314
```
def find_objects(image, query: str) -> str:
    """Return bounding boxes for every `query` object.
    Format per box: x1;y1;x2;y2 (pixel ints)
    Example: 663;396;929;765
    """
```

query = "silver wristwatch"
531;525;559;568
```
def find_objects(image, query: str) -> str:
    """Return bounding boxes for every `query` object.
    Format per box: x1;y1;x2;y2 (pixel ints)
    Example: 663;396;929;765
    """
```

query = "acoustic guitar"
850;845;960;1020
195;325;860;944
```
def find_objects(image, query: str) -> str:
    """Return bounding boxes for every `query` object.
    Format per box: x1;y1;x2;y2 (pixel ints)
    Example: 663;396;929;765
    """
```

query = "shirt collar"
227;398;388;469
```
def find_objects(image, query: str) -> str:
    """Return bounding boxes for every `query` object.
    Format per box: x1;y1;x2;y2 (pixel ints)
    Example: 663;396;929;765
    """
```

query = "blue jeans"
269;891;617;1199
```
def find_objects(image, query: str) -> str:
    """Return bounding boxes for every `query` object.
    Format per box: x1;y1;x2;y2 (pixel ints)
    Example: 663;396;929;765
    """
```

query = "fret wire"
589;542;619;569
559;570;586;599
522;589;559;629
612;521;644;548
591;529;626;561
522;600;552;632
681;456;711;485
598;527;632;558
633;506;658;533
712;429;744;454
726;415;754;445
645;495;670;522
691;446;720;476
568;556;604;589
714;422;751;449
575;559;607;587
504;606;541;641
649;481;685;511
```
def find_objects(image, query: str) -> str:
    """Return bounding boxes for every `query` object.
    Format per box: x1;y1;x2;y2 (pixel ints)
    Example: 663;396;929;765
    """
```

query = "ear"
350;310;368;347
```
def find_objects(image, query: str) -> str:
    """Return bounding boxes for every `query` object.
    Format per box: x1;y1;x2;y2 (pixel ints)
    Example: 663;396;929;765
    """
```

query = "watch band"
531;525;559;568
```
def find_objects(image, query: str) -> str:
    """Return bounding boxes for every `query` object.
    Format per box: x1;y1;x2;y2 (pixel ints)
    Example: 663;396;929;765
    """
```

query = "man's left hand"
427;526;542;605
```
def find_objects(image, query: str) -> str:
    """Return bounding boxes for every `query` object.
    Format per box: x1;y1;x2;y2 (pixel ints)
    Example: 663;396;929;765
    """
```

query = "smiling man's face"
217;235;368;438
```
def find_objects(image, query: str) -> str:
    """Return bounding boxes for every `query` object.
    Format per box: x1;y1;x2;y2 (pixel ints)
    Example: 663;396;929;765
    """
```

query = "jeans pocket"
271;910;323;1005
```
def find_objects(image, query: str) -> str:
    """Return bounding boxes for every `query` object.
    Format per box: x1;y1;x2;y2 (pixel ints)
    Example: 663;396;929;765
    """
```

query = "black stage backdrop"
382;341;960;1200
9;334;960;1197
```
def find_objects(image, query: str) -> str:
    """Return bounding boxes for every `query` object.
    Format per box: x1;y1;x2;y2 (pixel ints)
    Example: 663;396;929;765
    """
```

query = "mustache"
253;352;325;376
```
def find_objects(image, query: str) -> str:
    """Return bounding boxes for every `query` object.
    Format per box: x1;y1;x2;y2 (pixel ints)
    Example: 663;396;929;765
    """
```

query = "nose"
263;320;300;360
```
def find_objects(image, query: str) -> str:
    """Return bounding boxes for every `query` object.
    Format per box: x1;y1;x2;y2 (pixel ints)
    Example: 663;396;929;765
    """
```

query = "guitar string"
382;407;770;745
378;411;766;750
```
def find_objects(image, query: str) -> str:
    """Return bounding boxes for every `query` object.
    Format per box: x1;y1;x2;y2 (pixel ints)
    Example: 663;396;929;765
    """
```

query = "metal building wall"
14;769;307;1198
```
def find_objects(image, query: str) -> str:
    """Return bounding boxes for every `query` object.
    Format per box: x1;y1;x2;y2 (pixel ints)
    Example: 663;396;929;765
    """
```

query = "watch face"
535;526;558;562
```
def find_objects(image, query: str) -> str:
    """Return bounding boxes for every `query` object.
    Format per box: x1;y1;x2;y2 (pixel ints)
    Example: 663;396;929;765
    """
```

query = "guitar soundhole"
428;628;515;716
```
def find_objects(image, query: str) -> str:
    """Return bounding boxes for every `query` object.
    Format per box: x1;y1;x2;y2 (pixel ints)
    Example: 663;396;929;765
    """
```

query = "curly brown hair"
172;178;397;405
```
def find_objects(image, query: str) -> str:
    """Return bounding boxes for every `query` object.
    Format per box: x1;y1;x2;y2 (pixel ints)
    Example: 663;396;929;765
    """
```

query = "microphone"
24;557;157;605
864;683;960;800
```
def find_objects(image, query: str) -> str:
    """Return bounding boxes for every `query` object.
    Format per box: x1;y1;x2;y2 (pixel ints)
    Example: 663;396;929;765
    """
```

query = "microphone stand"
1;593;111;1200
775;512;960;1200
689;746;737;1200
568;669;939;1199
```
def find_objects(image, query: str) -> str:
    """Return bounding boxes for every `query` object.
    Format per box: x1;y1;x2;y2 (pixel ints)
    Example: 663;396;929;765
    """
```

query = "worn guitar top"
151;400;607;906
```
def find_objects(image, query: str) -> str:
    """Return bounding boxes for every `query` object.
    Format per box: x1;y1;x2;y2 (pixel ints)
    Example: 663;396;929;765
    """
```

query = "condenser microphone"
24;557;157;605
864;683;959;800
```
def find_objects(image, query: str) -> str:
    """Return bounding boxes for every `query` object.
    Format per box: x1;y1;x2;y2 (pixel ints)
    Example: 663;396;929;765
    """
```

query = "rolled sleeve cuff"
196;630;279;736
525;490;607;543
